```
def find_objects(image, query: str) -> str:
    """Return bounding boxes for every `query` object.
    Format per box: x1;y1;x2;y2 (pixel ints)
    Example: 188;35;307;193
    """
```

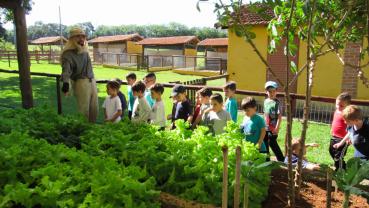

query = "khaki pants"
72;78;98;122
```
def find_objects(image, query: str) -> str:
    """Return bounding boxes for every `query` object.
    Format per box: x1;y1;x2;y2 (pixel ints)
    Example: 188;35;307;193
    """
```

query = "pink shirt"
331;110;347;139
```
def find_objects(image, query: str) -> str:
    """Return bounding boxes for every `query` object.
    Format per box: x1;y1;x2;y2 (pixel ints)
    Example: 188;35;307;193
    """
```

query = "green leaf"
290;61;297;73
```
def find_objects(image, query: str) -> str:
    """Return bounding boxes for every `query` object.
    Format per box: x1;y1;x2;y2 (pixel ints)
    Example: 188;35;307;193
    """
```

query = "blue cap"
265;81;278;90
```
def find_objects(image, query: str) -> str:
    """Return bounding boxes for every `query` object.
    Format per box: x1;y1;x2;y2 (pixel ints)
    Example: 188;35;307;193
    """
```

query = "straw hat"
69;27;86;39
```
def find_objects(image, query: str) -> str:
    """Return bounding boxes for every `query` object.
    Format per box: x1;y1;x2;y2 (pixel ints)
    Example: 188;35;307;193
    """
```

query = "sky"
5;0;220;29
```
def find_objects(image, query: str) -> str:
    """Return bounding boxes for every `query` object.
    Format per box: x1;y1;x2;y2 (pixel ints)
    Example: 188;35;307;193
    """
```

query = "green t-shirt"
225;97;238;122
240;114;266;151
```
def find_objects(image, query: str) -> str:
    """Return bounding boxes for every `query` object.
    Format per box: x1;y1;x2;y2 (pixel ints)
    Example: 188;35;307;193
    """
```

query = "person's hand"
309;143;319;148
61;82;69;96
272;128;279;135
333;142;342;149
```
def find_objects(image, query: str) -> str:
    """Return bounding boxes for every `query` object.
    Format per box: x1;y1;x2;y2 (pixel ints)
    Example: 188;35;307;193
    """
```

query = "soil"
262;168;369;208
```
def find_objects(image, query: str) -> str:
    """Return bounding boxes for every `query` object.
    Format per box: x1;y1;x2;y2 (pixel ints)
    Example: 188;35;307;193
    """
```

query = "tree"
200;0;369;207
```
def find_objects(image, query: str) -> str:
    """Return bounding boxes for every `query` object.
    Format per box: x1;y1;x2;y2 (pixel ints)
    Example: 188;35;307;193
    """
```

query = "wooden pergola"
0;0;33;109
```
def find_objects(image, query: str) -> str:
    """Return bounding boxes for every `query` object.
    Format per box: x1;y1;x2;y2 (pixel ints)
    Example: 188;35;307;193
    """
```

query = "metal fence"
1;69;368;124
96;52;141;70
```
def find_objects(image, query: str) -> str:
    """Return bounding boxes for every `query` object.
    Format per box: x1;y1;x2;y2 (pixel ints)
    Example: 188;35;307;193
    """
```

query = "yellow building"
226;6;369;99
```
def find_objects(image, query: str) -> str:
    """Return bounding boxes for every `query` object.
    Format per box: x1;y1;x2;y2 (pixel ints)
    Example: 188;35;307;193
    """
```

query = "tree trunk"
13;1;33;109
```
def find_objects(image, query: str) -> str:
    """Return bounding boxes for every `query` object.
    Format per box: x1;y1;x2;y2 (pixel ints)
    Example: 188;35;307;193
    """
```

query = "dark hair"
241;96;257;110
337;92;351;104
126;72;137;80
131;80;146;93
198;87;212;97
145;72;156;80
223;81;237;91
150;83;164;94
210;93;223;104
107;80;120;90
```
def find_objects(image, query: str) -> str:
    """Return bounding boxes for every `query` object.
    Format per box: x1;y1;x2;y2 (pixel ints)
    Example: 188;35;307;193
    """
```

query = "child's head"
126;73;137;86
291;138;305;155
144;72;156;88
336;92;351;111
241;96;257;117
150;83;164;100
198;87;212;104
106;80;120;96
131;80;146;97
265;81;278;99
342;105;363;126
171;84;186;102
223;82;236;98
210;93;223;113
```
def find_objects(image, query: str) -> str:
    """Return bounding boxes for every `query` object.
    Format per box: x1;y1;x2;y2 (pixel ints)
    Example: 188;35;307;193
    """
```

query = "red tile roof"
88;33;143;44
239;4;275;25
241;4;274;25
217;3;274;28
137;36;199;46
30;36;67;45
198;38;228;46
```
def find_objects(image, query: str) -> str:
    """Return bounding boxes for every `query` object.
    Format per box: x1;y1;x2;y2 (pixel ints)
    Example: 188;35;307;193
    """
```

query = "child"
240;97;267;152
126;72;137;119
202;93;231;135
144;72;156;108
285;138;320;170
334;105;369;160
150;83;166;130
114;78;127;117
264;81;284;162
223;82;238;123
192;91;202;126
102;80;122;123
169;84;193;129
329;92;351;170
131;80;151;123
192;87;213;128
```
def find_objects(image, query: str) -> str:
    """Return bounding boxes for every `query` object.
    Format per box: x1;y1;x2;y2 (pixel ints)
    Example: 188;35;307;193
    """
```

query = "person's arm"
333;133;350;149
61;57;72;95
305;143;319;148
109;110;122;122
275;114;282;134
258;127;266;149
104;108;108;121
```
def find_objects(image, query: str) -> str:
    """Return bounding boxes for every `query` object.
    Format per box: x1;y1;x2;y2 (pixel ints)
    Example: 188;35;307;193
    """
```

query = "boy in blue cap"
263;81;284;161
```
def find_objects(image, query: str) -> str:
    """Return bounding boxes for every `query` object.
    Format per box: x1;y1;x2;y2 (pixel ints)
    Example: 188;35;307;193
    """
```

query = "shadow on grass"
0;76;106;122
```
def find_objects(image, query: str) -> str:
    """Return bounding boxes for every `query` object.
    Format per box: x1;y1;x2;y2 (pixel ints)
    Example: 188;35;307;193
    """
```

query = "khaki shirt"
61;50;94;83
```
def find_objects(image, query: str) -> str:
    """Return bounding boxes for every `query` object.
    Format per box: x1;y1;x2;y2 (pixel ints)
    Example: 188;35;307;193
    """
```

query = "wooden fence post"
222;146;229;208
326;168;333;208
56;76;62;114
35;50;39;64
7;51;10;67
234;146;242;208
243;181;249;208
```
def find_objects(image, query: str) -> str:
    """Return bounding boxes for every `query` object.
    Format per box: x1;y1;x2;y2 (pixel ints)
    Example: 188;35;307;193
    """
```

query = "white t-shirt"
150;100;166;127
102;95;122;123
132;97;151;123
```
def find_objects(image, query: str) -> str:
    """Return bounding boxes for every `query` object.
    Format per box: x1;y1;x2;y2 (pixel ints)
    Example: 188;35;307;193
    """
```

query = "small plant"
334;157;369;208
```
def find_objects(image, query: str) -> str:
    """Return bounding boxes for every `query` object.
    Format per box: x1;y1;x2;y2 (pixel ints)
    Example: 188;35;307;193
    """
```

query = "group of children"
102;72;369;170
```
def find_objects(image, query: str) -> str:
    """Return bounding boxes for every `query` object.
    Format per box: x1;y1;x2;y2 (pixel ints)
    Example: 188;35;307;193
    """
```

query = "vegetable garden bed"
0;108;274;207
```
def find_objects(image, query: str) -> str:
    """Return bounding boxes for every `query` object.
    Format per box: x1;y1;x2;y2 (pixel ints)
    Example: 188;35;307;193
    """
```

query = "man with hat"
60;27;98;122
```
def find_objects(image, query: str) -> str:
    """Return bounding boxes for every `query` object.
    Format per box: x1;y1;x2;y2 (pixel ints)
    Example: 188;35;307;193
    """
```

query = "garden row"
0;108;276;207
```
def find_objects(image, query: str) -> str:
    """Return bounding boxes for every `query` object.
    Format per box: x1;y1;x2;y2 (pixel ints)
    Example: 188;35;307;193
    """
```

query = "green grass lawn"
0;60;354;166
